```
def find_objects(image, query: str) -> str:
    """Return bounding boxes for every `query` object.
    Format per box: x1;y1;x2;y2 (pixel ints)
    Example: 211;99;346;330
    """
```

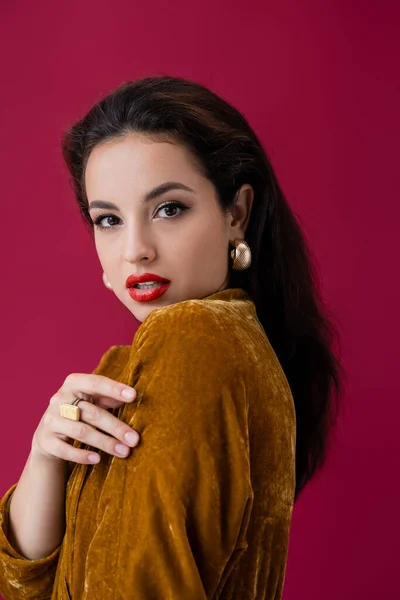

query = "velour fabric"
0;287;296;599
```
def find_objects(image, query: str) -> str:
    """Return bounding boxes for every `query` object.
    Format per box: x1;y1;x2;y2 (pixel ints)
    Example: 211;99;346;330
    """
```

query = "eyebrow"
88;181;195;211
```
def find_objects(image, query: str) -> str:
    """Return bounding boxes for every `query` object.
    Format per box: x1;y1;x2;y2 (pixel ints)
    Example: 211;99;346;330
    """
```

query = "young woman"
0;75;345;599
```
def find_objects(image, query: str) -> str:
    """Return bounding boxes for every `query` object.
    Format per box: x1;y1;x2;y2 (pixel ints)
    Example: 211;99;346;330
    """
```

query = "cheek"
94;239;116;272
179;229;226;271
94;238;106;263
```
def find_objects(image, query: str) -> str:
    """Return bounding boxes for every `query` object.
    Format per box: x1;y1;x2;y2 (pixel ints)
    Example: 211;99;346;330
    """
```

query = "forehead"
85;134;202;189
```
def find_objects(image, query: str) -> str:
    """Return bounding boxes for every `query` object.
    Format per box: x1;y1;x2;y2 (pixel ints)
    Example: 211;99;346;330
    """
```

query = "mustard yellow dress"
0;287;296;599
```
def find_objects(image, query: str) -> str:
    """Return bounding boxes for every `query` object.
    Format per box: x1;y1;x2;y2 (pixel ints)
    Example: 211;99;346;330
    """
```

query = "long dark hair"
61;75;347;502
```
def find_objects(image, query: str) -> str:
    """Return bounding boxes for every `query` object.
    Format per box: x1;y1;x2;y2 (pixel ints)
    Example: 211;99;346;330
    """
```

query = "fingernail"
115;443;129;456
122;388;136;400
124;432;139;446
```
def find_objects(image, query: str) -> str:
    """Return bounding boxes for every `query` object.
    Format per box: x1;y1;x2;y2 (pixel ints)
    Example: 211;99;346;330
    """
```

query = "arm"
0;345;126;600
6;452;69;560
82;304;254;598
0;472;63;600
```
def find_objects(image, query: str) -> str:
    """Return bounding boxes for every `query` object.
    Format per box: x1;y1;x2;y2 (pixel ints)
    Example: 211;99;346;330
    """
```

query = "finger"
70;400;140;448
48;435;103;465
50;393;125;412
85;395;130;410
62;373;137;407
56;415;137;458
74;389;136;411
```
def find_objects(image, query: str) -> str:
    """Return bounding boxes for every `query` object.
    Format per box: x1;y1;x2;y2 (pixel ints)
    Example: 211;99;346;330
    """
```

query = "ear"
227;184;254;238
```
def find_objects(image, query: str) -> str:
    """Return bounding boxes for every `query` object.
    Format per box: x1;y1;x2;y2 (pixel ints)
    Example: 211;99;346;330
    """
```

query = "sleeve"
110;304;254;599
0;344;130;600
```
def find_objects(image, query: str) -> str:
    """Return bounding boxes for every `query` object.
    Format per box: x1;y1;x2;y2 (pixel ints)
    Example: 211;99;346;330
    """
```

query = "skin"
85;132;254;324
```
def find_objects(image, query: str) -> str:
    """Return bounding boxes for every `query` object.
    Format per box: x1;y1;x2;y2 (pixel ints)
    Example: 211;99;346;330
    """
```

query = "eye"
156;201;188;219
91;201;189;232
92;214;120;231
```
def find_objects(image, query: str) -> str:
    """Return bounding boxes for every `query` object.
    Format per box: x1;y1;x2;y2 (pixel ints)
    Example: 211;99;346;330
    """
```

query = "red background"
0;1;399;598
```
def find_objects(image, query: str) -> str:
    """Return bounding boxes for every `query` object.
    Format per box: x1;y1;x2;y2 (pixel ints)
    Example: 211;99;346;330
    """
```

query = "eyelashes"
92;201;189;231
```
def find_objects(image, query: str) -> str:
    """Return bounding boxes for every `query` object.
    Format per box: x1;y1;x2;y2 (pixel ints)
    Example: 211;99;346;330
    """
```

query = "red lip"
125;273;170;287
128;282;170;303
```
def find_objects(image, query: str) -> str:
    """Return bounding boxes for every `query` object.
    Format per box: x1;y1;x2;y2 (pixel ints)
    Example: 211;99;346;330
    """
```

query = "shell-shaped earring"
230;238;251;271
102;272;113;290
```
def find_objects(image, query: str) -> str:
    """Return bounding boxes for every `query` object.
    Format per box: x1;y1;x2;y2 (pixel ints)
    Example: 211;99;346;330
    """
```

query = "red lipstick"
126;273;171;303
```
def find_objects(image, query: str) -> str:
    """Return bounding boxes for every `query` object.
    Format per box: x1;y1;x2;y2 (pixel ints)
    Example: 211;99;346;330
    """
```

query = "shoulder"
129;298;245;381
92;344;131;377
134;297;236;350
120;300;250;441
93;298;232;378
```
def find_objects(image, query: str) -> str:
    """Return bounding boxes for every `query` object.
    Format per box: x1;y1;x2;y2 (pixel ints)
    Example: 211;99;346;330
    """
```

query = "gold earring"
230;238;251;270
102;272;113;290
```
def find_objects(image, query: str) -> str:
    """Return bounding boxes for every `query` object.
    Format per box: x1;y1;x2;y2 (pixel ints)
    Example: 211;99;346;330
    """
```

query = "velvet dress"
0;287;296;599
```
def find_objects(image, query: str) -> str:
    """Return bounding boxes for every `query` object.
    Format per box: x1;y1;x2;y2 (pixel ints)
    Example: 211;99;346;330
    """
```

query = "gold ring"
59;396;88;421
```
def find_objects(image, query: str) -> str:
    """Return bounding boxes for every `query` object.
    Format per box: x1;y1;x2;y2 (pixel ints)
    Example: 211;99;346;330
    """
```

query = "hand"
31;373;140;465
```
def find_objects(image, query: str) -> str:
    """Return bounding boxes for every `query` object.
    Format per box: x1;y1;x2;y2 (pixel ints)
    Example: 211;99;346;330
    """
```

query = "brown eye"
155;201;189;219
92;215;120;231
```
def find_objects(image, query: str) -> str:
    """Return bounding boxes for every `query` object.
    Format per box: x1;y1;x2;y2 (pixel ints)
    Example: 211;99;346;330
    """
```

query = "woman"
0;75;345;599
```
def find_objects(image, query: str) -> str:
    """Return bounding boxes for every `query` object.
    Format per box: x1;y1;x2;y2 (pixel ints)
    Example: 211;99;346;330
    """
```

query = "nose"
122;224;156;264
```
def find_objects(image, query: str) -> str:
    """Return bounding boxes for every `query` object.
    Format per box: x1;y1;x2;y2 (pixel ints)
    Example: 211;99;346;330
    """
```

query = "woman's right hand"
31;373;140;465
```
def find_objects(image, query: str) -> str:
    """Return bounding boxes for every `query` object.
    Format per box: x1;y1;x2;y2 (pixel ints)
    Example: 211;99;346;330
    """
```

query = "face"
85;133;252;323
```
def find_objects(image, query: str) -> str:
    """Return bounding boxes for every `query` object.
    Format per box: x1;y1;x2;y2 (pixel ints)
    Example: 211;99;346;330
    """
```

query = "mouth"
128;281;171;303
125;273;171;288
